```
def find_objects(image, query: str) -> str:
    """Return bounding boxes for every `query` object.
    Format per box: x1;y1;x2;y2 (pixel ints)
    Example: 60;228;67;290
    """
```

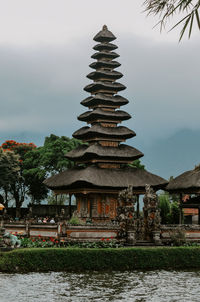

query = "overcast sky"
0;0;199;152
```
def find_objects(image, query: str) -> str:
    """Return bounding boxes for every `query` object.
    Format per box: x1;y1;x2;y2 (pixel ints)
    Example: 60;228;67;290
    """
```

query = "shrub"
65;239;123;249
1;247;200;272
170;228;186;246
68;216;83;225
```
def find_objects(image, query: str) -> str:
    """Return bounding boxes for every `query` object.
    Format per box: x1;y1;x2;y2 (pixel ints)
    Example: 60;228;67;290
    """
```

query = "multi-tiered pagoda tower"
44;26;167;222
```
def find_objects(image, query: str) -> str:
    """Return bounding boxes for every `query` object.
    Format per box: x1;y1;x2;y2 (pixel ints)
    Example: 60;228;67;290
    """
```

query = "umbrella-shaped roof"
166;165;200;193
44;166;167;193
0;203;5;210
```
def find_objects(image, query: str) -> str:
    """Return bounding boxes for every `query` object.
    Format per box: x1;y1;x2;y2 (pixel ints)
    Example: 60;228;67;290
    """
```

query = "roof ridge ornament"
103;25;108;31
93;25;116;42
194;164;200;171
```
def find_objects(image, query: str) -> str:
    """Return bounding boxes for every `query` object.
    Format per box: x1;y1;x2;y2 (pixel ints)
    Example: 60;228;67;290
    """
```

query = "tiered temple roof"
44;25;167;192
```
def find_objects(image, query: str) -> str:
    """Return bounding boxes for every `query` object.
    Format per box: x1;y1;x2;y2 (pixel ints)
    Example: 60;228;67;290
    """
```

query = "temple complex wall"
4;222;200;243
161;225;200;242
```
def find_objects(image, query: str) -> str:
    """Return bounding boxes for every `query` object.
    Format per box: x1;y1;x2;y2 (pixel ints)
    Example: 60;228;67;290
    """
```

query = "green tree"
39;134;83;175
143;0;200;40
159;192;171;224
0;149;20;207
168;201;180;224
0;136;83;216
158;189;181;224
0;140;44;217
128;159;146;170
47;192;69;205
23;149;48;204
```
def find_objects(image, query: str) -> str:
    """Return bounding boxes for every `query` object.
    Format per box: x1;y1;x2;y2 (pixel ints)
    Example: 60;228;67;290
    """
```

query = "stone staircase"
135;240;155;246
134;240;163;246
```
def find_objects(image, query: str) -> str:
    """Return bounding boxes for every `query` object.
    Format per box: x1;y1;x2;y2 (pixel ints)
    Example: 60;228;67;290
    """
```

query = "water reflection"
0;270;200;302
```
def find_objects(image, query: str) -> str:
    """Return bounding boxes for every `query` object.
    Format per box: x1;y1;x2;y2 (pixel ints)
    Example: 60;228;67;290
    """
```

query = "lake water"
0;270;200;302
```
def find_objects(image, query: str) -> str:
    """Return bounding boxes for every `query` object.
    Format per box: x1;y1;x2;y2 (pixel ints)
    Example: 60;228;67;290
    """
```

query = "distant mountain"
0;130;75;147
1;128;200;181
0;131;45;146
141;129;200;179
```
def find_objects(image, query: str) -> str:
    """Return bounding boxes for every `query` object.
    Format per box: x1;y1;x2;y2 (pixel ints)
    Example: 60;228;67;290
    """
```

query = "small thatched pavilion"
167;165;200;224
44;26;167;223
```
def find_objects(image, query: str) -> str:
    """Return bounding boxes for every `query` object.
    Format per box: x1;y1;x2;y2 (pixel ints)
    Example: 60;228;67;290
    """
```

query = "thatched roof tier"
44;26;168;201
93;42;117;51
89;60;121;70
166;166;200;193
73;125;135;141
44;166;167;191
84;81;126;94
65;143;143;162
91;51;119;60
81;94;129;108
93;25;116;42
78;108;131;123
87;70;123;81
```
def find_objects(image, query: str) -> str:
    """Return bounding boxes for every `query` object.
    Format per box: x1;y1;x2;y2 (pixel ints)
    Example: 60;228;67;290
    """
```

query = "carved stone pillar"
127;229;136;245
0;222;6;249
152;231;161;245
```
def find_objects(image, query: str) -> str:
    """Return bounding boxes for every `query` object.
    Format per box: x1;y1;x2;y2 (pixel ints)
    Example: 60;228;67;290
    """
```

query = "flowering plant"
20;236;60;248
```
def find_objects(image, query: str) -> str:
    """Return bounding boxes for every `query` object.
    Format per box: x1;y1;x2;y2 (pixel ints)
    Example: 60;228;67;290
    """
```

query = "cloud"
0;0;187;46
0;33;199;149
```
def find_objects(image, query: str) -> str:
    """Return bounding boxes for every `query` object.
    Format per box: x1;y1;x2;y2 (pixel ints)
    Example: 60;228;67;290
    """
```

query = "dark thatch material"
89;60;120;70
73;125;136;140
84;81;126;93
44;166;168;191
87;70;123;81
93;25;116;42
78;109;131;122
65;143;143;162
166;166;200;193
81;94;129;107
93;42;117;51
91;51;119;60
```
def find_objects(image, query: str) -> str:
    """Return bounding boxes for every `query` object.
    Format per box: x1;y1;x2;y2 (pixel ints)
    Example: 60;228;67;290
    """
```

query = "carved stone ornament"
116;186;137;239
143;184;161;241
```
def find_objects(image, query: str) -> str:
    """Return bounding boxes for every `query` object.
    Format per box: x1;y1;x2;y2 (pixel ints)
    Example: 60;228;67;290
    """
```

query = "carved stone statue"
2;208;9;222
59;208;66;221
116;186;137;243
26;206;33;221
0;226;6;249
3;232;21;248
135;216;145;240
143;184;161;244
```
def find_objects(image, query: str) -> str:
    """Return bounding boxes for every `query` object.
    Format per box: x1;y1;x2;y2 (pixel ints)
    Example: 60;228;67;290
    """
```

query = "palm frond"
143;0;200;40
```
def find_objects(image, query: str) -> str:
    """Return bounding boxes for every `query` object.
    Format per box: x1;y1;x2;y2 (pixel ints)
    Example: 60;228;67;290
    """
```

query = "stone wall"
4;222;118;241
161;225;200;243
3;222;200;243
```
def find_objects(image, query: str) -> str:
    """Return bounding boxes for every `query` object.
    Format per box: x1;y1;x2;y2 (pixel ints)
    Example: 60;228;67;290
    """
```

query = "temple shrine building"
44;26;167;223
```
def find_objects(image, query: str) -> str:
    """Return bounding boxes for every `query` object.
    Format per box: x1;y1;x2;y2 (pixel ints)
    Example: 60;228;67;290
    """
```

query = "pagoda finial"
93;26;116;42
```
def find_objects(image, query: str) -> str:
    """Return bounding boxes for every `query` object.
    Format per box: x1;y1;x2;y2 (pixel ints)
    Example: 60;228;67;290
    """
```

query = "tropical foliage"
37;134;83;175
128;159;145;170
0;135;82;216
0;148;20;207
143;0;200;40
159;191;180;224
0;141;39;213
19;235;122;249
